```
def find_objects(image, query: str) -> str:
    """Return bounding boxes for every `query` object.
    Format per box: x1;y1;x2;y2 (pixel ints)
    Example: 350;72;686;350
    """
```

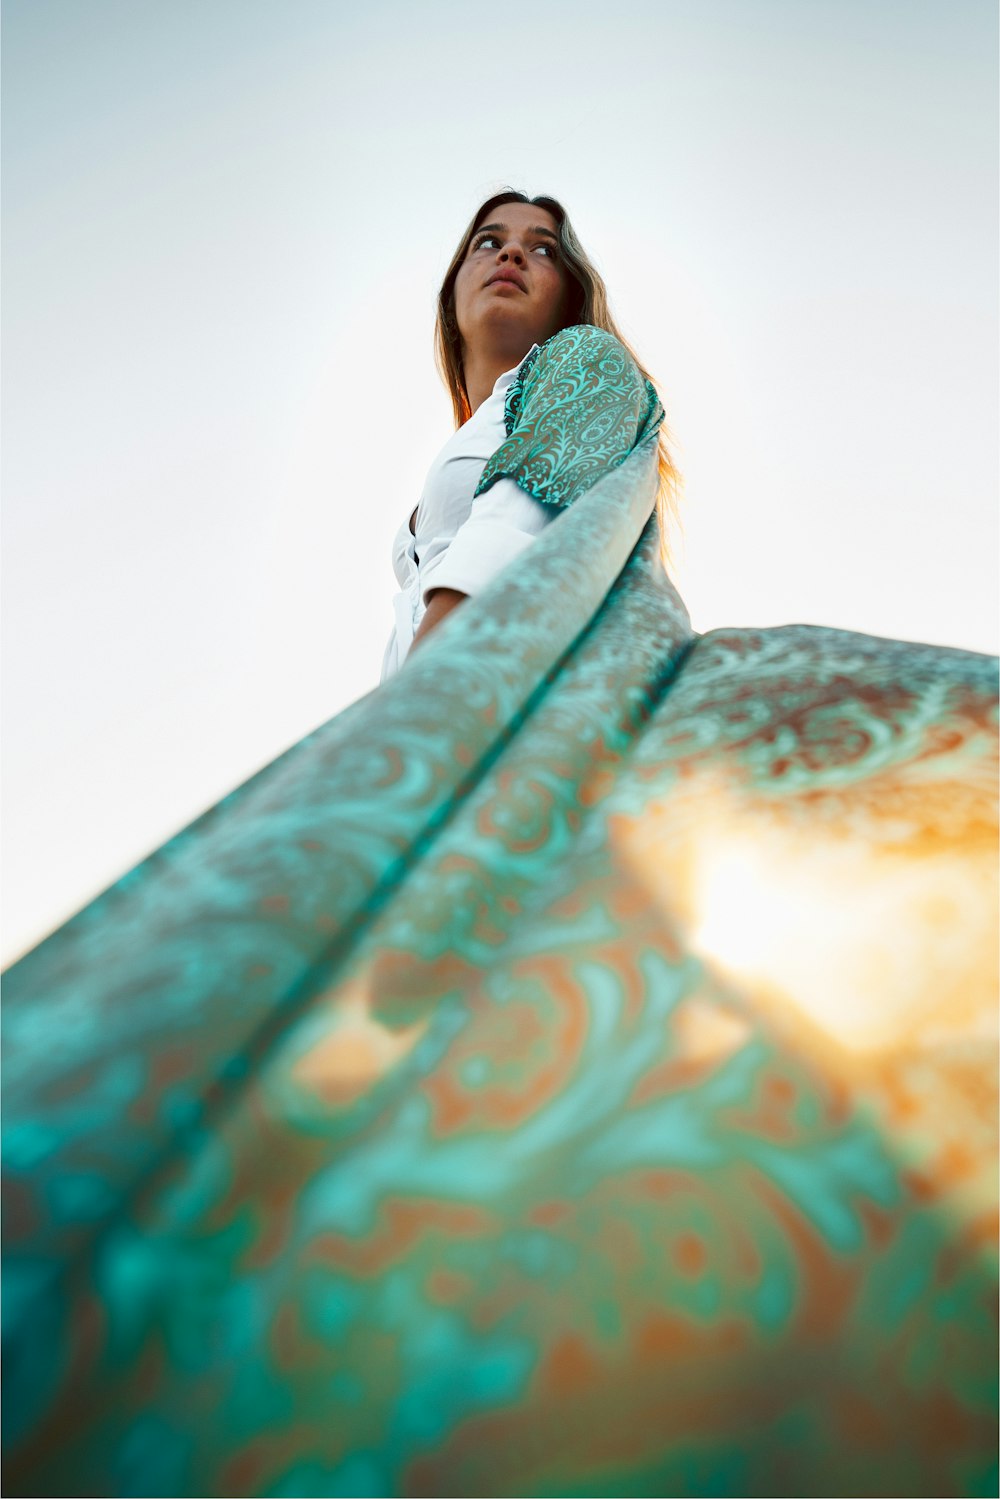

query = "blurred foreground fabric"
3;447;998;1497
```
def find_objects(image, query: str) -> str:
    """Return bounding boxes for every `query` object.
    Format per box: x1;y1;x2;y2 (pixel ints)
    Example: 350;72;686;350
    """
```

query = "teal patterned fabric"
474;324;664;509
2;415;998;1495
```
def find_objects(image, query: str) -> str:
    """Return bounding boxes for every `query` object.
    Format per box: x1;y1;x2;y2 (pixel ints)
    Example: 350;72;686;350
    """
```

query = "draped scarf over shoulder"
475;323;664;509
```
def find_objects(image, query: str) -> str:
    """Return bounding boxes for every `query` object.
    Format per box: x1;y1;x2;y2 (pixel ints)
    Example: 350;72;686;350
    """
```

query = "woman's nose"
498;239;526;265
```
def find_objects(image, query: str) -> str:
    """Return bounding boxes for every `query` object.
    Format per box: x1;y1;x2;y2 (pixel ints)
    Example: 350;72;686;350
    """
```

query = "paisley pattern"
3;434;998;1494
475;324;664;509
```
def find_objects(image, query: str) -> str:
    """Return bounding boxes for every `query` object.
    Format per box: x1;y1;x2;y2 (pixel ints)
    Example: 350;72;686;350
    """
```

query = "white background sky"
3;0;997;967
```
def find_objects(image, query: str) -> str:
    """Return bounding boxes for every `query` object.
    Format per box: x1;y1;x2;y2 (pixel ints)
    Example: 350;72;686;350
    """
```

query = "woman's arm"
409;587;467;652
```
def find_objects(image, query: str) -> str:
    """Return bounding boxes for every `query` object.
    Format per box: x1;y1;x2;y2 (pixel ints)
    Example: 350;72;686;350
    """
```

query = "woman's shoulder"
541;323;631;361
479;324;665;509
521;324;637;385
516;324;649;404
503;323;656;438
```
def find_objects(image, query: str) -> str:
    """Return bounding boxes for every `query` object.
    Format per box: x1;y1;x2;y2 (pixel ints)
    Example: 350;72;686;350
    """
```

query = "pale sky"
2;0;997;966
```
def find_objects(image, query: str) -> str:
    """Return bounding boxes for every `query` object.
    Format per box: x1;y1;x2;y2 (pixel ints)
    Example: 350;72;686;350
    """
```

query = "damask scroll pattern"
475;324;664;510
5;575;996;1497
1;449;665;1465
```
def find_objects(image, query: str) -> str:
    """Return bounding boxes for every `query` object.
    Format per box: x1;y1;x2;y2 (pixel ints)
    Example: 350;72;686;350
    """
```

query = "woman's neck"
462;339;532;416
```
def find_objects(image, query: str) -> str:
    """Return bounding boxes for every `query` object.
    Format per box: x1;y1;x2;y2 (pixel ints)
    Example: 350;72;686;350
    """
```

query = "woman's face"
453;202;572;360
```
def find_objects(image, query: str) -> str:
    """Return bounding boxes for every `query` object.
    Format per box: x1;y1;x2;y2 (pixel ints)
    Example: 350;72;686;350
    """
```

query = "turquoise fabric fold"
3;430;997;1496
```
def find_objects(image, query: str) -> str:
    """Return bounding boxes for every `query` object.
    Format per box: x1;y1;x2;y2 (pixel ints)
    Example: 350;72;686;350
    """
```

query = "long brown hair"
435;188;682;566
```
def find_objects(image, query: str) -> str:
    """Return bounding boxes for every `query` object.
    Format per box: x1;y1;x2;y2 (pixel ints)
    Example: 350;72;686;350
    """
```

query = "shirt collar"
492;344;540;397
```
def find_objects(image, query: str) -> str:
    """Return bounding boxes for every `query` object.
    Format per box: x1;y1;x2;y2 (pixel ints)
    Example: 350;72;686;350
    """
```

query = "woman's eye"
471;234;556;257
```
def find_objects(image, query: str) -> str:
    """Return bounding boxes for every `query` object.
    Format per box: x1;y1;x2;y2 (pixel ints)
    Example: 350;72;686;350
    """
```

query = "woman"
5;192;996;1499
380;189;680;681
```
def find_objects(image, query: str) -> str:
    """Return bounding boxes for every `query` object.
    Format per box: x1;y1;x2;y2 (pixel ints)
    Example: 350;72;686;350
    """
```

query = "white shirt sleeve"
417;477;558;606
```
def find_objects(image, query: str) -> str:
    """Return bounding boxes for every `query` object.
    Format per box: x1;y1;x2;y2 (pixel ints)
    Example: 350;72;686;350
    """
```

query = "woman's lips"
486;270;527;292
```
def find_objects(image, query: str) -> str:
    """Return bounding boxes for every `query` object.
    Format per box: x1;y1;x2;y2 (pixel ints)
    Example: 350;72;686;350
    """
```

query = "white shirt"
380;350;556;682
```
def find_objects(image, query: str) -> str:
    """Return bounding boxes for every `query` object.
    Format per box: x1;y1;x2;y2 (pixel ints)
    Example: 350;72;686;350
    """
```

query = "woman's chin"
472;305;542;344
